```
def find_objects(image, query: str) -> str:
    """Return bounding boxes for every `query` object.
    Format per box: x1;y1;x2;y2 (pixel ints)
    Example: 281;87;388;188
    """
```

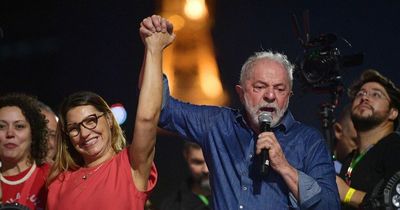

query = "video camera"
291;11;363;92
290;10;363;154
298;33;363;91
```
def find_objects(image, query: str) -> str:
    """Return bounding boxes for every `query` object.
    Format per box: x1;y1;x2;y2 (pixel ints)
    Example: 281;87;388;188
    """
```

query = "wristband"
344;187;356;204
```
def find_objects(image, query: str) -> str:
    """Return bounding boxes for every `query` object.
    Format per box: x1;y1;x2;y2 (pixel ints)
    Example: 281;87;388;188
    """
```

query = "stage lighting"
384;171;400;209
361;170;400;210
111;103;127;125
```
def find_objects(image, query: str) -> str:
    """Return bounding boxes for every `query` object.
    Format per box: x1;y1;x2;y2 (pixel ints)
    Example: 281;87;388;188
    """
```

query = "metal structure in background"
291;10;363;155
159;0;229;106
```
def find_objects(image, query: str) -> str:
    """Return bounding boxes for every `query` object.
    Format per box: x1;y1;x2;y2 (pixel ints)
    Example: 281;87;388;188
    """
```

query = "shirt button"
249;154;253;158
239;205;244;209
242;186;247;191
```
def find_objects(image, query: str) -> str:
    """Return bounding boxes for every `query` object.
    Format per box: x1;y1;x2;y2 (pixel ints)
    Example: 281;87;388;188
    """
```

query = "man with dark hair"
160;142;211;210
332;104;358;174
336;69;400;209
333;104;358;163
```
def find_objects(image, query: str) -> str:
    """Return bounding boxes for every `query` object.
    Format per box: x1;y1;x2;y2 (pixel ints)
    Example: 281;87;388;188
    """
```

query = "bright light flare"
111;103;127;125
184;0;208;20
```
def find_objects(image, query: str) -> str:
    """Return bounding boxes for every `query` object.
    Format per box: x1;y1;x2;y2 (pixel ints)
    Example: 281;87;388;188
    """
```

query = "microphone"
258;112;272;176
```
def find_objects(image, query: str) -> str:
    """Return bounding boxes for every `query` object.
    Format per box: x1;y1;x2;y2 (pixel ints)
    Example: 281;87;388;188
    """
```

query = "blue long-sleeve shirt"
159;77;340;210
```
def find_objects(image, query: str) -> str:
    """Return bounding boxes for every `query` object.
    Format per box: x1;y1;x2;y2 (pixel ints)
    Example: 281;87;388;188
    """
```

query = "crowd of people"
1;14;399;210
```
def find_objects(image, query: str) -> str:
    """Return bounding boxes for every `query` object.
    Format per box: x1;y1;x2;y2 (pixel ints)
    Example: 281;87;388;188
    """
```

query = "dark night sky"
1;0;400;207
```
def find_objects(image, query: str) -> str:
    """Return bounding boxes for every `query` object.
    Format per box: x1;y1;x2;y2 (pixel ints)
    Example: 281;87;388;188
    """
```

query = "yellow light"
200;73;223;98
160;0;229;105
198;52;223;99
184;0;208;20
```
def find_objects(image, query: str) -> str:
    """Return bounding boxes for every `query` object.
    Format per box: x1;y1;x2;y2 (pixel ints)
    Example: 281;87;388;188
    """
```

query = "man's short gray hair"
239;51;295;89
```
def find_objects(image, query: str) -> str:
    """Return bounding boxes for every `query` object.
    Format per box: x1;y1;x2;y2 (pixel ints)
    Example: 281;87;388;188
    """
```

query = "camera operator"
336;69;400;209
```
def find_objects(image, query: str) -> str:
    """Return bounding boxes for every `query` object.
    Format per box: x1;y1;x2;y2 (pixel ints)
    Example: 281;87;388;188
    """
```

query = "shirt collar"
278;111;295;133
235;109;295;133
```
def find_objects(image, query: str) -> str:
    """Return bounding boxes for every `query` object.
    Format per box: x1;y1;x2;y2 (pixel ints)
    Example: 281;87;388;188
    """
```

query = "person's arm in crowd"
336;175;366;208
131;15;175;191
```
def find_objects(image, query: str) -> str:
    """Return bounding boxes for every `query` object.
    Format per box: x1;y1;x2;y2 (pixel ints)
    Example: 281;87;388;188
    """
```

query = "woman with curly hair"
0;93;50;210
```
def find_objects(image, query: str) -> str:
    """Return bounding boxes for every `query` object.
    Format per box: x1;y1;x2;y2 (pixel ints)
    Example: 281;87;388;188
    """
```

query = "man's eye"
372;92;382;98
192;161;204;165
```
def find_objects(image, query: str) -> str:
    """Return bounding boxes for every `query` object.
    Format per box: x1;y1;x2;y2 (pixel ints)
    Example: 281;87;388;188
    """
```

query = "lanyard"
197;194;209;206
345;145;374;185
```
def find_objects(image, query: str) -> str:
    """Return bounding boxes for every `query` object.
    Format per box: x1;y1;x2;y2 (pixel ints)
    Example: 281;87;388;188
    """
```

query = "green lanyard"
197;194;209;206
345;145;374;185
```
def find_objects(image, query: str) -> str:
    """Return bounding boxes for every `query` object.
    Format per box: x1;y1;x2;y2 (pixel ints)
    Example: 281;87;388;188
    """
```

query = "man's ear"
333;122;343;140
389;107;399;121
235;85;245;104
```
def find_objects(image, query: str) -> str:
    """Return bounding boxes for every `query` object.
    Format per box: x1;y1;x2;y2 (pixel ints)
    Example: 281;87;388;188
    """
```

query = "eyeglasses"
65;113;105;137
354;89;389;101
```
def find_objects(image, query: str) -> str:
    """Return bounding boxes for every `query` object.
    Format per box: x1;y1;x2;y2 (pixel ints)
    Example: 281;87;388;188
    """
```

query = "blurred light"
200;73;223;98
184;0;208;20
111;103;127;125
168;15;185;31
198;54;223;98
160;0;229;105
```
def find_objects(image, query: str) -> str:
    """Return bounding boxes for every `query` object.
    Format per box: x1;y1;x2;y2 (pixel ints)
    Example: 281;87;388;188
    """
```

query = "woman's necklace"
0;162;37;185
82;163;104;180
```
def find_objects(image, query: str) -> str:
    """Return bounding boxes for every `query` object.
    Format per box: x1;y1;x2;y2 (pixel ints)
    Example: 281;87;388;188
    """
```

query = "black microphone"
258;112;272;176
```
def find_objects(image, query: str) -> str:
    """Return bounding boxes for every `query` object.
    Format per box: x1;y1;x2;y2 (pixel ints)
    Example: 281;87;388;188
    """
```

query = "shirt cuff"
288;192;299;208
296;170;322;208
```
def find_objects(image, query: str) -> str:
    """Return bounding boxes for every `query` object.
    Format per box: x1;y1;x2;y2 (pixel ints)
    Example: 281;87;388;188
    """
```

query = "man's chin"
201;178;211;192
352;116;382;131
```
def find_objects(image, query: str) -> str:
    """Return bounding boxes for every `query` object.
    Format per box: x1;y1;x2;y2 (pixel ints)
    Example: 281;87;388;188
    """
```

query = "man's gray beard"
244;96;289;128
351;112;386;132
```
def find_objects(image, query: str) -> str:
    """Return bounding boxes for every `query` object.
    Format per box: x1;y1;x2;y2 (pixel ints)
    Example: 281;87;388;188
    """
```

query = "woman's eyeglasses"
65;113;105;137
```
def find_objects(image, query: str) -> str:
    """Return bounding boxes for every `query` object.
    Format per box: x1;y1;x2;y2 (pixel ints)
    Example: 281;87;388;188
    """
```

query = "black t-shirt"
158;178;211;210
339;132;400;209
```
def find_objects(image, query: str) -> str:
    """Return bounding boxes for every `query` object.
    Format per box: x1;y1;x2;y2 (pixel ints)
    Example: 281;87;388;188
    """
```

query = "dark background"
1;0;399;207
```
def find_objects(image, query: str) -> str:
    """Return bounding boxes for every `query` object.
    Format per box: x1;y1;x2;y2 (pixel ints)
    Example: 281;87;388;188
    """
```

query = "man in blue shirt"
140;17;340;210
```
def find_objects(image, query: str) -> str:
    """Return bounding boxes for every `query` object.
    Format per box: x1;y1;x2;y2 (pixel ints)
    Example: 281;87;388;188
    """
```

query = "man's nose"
263;88;276;101
359;93;370;103
202;163;209;174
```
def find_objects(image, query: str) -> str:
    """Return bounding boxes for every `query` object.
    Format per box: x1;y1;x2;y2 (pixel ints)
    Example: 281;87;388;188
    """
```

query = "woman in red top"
46;15;175;210
0;93;51;210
